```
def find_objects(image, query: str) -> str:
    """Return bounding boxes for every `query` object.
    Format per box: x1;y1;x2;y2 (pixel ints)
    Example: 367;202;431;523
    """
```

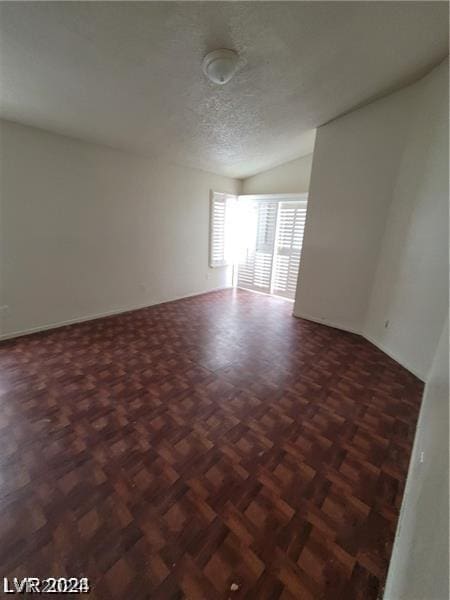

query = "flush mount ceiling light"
202;49;239;85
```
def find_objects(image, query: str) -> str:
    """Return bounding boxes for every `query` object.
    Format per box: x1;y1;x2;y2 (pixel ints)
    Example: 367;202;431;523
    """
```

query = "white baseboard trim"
0;286;232;342
293;311;362;336
294;311;425;381
1;290;427;381
363;333;425;381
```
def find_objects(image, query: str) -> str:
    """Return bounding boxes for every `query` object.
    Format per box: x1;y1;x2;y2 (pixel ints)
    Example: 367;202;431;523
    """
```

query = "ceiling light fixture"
202;49;239;85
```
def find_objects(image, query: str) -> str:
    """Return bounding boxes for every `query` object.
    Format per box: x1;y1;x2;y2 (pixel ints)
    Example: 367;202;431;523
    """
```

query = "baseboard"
1;292;427;382
293;311;362;336
293;312;424;380
363;333;425;381
0;286;232;342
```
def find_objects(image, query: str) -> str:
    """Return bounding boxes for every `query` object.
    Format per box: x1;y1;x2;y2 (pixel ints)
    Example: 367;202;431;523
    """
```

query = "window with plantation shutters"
236;195;308;300
237;201;278;293
209;192;237;268
272;201;307;299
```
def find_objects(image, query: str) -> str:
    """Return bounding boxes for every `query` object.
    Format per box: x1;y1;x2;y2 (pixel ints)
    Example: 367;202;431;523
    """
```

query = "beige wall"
294;82;415;335
241;153;313;195
291;62;449;597
294;61;448;380
383;318;449;600
364;61;449;379
0;119;240;338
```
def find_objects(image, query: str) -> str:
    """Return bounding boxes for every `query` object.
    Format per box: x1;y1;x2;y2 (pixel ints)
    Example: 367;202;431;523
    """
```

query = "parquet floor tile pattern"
0;289;423;599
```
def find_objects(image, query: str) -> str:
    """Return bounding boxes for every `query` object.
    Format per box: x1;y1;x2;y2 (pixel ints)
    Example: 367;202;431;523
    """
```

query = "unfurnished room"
0;2;448;599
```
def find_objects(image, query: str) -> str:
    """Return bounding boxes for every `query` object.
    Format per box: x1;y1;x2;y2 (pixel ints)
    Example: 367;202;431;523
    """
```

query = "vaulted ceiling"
0;2;447;178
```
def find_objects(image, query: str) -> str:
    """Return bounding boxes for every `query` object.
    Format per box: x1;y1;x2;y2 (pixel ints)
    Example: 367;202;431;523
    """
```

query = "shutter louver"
210;193;236;268
237;201;278;294
272;201;307;299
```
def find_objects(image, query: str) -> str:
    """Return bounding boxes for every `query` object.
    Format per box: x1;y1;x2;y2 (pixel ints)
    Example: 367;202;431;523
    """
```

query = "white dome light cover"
202;49;239;85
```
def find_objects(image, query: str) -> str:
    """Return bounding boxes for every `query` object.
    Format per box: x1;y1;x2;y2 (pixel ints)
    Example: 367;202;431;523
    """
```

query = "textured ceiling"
0;2;448;178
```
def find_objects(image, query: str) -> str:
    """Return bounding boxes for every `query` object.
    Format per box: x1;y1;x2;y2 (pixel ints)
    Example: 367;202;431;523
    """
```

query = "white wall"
383;318;449;600
290;61;449;597
293;84;416;334
364;62;449;379
294;61;448;379
0;119;240;338
241;153;313;195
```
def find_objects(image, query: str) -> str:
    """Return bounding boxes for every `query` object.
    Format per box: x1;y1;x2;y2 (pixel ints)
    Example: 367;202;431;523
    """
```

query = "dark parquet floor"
0;289;423;599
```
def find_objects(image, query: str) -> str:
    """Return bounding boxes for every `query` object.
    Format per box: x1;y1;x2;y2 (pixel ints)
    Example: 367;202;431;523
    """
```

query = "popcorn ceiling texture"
0;1;447;178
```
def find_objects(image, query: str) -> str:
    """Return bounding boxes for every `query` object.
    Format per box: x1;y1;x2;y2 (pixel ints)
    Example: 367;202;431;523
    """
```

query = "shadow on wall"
293;59;448;382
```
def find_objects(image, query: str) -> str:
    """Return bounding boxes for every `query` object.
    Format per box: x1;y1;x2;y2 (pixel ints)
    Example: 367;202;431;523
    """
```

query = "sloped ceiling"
0;1;447;178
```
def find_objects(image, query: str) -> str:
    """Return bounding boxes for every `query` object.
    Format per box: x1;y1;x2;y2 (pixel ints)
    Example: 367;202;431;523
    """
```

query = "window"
237;200;278;293
236;195;308;300
209;192;308;301
272;201;307;298
209;192;237;268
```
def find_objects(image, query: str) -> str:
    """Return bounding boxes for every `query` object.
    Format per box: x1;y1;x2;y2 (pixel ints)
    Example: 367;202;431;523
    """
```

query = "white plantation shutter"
237;201;278;293
236;196;308;299
209;192;236;267
272;201;307;299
